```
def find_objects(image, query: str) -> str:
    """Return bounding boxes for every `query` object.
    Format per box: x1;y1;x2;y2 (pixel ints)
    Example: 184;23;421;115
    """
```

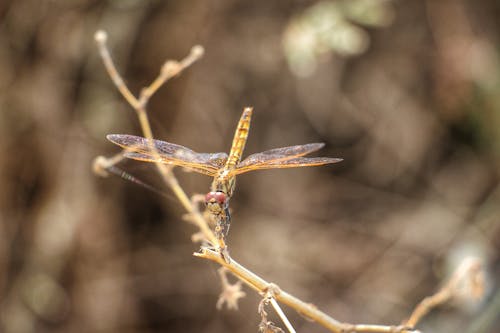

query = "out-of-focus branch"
216;267;246;310
404;257;484;328
94;31;140;110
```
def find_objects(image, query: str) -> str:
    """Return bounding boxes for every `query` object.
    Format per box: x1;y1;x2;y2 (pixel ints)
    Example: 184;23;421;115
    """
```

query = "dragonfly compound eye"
205;191;227;206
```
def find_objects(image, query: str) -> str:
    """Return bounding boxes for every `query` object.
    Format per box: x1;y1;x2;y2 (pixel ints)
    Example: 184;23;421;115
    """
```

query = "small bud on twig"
92;156;110;177
94;30;108;44
190;45;205;59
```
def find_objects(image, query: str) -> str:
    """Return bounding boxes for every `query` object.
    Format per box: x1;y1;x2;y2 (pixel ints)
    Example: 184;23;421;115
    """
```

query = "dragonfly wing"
107;134;227;175
121;151;221;176
198;152;229;169
238;143;325;168
231;156;342;176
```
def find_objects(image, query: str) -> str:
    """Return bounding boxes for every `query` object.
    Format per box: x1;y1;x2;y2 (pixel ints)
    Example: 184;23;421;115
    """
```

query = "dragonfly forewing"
231;156;342;176
107;134;228;175
237;142;326;168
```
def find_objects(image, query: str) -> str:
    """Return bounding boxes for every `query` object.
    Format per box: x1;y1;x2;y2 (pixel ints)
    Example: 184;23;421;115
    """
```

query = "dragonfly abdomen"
225;107;252;169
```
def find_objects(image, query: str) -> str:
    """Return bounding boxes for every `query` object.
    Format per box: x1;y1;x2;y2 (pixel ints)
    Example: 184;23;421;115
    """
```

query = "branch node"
161;60;181;77
263;283;282;298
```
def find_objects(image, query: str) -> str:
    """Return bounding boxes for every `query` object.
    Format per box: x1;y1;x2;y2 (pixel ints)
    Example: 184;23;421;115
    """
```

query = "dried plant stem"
93;153;128;177
94;30;216;246
270;298;296;333
94;30;484;333
95;31;140;110
404;257;484;327
194;248;412;333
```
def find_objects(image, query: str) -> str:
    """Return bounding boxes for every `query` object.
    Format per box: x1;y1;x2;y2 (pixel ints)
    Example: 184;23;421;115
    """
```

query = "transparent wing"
107;134;228;176
238;143;326;168
231;156;342;175
230;142;342;176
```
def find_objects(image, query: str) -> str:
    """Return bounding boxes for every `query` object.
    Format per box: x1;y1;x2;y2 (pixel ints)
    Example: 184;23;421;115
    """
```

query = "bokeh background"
0;0;499;332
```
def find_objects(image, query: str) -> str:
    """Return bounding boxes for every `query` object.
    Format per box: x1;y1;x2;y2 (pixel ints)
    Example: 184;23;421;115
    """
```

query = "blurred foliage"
283;0;394;76
0;1;499;333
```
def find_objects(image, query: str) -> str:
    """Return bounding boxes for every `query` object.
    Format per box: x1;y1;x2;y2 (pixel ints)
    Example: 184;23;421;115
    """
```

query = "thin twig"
259;296;285;333
94;30;484;333
95;31;140;109
194;248;413;333
94;30;217;246
93;153;128;177
139;45;204;106
404;257;484;328
269;298;296;333
262;283;295;333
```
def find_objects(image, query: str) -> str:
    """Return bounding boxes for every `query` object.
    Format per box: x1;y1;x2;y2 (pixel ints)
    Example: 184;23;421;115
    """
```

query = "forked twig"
270;298;294;333
404;257;484;327
259;296;286;333
194;248;413;333
94;30;217;246
262;284;296;333
93;30;484;333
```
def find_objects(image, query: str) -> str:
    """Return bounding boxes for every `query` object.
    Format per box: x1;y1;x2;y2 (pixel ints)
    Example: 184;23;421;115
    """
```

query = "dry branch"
93;30;484;333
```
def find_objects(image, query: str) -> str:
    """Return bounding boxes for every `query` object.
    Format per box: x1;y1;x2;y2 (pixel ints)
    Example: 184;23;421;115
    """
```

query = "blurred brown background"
0;0;499;332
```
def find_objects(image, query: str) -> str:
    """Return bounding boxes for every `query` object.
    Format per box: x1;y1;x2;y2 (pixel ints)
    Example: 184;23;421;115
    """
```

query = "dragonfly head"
205;191;227;214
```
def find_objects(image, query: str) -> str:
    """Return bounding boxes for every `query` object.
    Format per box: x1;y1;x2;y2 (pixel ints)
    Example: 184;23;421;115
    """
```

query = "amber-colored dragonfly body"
107;107;342;236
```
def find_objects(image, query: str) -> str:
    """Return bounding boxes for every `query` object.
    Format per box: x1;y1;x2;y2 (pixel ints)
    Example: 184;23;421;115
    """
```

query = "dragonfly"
107;107;342;240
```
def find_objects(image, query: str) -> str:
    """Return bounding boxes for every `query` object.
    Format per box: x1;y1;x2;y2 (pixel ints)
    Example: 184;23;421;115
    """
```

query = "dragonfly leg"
222;206;231;236
213;206;231;263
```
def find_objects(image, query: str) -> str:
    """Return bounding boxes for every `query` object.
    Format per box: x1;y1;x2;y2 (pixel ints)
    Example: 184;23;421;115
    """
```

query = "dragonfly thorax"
212;171;236;197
